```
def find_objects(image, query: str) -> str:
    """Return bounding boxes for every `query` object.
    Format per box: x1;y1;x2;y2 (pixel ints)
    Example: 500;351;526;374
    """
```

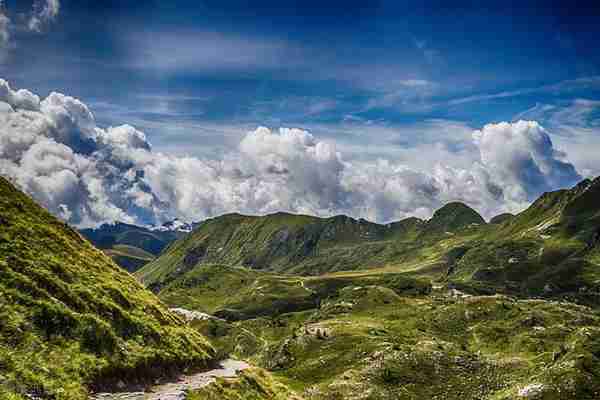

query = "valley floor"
157;266;600;400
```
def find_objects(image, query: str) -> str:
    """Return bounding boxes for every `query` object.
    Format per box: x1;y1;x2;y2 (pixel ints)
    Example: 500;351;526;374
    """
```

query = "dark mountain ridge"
137;201;485;285
80;221;189;271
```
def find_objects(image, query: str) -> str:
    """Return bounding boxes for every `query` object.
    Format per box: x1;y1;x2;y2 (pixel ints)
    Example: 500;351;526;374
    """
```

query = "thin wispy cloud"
449;76;600;106
126;30;302;74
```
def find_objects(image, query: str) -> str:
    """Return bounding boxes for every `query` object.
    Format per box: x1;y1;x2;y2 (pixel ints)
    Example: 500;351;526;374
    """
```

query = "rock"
170;307;221;322
518;383;544;398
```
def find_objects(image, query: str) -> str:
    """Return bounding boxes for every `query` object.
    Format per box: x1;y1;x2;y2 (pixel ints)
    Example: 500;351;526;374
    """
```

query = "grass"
154;264;431;321
104;245;156;273
188;367;303;400
0;176;215;399
187;280;600;399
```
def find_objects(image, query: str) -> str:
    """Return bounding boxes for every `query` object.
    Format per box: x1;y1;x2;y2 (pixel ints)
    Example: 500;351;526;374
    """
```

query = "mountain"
141;179;600;305
137;203;486;287
448;177;600;301
137;211;440;285
489;212;514;224
0;176;215;399
138;180;600;399
80;221;190;272
152;218;198;233
423;201;486;233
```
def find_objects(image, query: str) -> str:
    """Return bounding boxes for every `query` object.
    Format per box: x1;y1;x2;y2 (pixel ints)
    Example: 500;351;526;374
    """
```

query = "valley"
133;177;600;399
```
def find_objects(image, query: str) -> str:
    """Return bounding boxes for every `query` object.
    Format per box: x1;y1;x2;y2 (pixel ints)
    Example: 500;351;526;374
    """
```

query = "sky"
1;0;600;227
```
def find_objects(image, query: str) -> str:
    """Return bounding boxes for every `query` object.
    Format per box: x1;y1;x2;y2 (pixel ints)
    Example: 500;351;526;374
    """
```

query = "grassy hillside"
154;264;431;322
137;203;484;282
0;176;215;400
448;177;600;303
80;223;182;272
139;178;600;304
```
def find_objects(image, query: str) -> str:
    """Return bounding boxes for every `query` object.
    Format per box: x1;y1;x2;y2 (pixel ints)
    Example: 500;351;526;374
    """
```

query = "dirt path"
92;359;250;400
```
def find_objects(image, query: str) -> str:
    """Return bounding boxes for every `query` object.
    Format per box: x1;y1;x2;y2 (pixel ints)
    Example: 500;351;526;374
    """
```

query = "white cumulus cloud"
0;79;584;227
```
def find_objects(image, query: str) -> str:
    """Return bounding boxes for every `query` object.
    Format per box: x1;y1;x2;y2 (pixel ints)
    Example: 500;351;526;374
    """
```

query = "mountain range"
139;178;600;305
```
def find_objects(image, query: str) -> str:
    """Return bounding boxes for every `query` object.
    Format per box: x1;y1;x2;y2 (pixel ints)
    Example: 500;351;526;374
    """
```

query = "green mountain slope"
80;223;183;272
449;177;600;302
137;205;484;283
0;177;215;400
140;178;600;306
489;213;515;224
423;201;486;233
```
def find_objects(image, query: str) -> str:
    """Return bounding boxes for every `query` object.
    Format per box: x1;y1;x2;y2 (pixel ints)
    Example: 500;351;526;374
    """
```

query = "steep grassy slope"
0;177;215;400
138;203;484;281
80;223;182;272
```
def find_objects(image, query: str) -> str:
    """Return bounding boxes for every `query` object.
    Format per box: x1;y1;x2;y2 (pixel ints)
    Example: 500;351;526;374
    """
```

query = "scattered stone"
518;383;544;398
170;307;222;322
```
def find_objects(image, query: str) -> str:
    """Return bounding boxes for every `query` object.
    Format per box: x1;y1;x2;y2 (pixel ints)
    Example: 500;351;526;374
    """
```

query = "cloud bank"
0;79;583;227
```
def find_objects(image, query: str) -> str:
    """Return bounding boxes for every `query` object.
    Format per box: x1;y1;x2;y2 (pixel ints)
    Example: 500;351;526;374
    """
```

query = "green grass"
154;264;431;321
188;367;303;400
0;177;215;399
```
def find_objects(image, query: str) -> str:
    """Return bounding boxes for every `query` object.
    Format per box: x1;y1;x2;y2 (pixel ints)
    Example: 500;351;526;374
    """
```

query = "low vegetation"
188;368;304;400
188;275;600;399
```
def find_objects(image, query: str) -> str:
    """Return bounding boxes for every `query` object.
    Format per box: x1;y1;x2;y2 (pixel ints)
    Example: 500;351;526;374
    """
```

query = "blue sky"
1;1;600;226
3;0;600;157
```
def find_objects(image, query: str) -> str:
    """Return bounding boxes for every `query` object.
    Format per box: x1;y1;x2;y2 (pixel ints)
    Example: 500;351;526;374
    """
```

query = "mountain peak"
427;202;485;232
152;218;196;233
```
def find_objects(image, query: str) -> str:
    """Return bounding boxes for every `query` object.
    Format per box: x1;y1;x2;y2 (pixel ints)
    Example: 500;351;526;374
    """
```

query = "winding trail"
92;359;250;400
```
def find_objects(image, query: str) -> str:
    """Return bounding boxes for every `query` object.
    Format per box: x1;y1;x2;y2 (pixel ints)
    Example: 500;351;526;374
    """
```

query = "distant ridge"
80;219;196;271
